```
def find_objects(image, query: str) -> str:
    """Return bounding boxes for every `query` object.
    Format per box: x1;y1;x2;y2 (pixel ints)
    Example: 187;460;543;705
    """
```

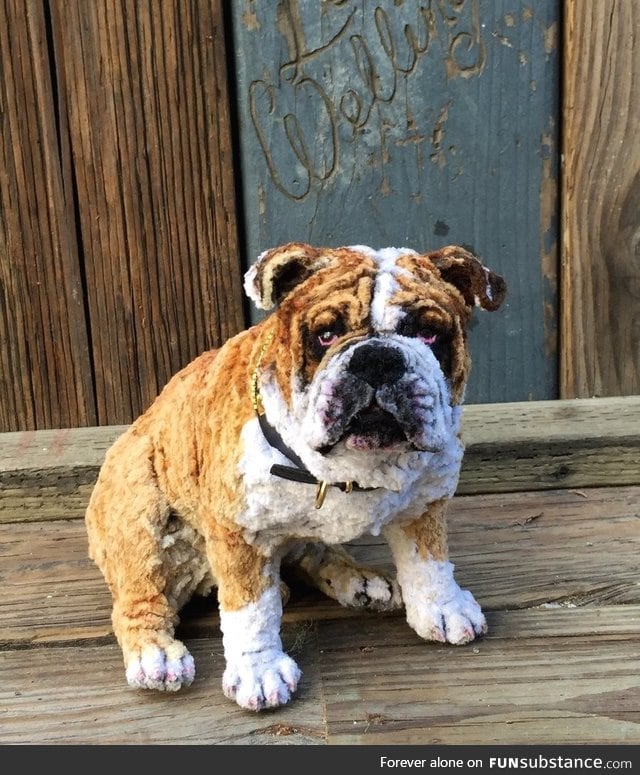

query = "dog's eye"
398;316;440;346
307;315;347;363
317;330;340;348
312;316;346;350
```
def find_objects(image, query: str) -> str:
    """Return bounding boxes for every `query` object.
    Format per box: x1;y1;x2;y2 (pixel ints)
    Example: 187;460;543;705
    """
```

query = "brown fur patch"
249;243;327;309
399;499;450;561
204;522;273;611
425;246;507;311
393;258;471;403
265;249;377;394
86;321;275;629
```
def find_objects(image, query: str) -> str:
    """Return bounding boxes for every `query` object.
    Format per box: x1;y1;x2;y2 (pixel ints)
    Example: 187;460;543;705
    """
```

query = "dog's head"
245;243;506;475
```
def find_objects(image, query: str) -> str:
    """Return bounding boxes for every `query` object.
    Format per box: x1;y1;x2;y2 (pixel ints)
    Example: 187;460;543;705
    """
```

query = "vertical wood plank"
561;1;640;397
51;0;245;425
0;0;96;432
231;0;561;403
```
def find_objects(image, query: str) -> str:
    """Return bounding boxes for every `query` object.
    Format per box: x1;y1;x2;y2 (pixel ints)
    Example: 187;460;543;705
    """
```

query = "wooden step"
2;485;639;744
1;396;640;523
2;396;639;745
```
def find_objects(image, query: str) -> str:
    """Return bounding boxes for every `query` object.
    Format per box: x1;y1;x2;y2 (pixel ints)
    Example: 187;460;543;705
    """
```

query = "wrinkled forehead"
348;244;420;332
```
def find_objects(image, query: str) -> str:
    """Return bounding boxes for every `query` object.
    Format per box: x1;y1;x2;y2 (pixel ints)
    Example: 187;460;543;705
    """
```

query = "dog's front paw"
222;649;301;711
408;587;487;645
125;641;195;691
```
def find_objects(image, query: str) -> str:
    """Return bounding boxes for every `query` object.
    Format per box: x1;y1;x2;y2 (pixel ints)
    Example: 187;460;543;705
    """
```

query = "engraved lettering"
248;0;485;201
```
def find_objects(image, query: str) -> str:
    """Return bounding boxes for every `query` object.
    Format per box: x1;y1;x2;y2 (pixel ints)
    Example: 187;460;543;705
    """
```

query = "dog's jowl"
85;243;506;711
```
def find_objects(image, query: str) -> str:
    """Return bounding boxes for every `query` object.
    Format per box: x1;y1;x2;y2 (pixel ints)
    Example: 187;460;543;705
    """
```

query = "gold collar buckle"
315;480;328;509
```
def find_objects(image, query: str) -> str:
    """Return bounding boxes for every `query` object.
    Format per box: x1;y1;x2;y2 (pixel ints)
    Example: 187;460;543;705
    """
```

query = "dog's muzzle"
339;343;410;451
308;338;446;454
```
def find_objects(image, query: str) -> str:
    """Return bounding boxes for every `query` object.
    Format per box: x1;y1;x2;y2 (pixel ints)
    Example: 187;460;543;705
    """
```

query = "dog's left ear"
244;242;334;310
427;246;507;311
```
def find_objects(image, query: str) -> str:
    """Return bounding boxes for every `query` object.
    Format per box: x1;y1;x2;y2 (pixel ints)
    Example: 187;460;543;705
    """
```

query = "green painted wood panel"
230;0;560;403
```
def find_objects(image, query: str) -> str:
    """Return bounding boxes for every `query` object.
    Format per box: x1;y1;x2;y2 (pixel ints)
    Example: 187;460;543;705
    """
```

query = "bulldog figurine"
85;242;506;711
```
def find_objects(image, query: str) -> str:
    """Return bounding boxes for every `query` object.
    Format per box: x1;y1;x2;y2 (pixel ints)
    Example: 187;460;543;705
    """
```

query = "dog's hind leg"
85;432;211;691
284;542;403;612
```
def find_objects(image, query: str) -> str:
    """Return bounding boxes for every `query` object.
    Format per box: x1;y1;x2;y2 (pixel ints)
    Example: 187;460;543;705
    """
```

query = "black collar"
256;412;377;509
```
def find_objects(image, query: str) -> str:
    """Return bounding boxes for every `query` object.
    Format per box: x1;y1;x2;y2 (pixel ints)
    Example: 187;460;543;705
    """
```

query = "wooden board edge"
1;397;639;522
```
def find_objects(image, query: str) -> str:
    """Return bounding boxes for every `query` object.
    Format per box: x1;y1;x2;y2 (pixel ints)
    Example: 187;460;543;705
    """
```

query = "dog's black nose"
347;344;406;387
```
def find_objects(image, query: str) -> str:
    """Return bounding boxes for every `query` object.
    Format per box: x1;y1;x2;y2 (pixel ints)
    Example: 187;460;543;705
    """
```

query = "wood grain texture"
1;396;638;523
50;0;245;425
318;619;640;745
0;638;326;745
562;1;640;397
3;486;640;645
461;395;640;494
0;0;96;432
1;486;639;744
1;611;638;745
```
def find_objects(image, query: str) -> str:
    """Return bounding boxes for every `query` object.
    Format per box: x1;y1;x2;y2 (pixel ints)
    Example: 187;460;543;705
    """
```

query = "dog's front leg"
383;499;487;645
206;524;301;711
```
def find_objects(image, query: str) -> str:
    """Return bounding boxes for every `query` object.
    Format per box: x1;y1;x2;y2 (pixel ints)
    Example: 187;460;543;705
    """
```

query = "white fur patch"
238;410;462;550
243;257;263;307
483;267;494;302
340;574;400;610
219;585;301;711
351;245;416;332
371;270;402;332
348;245;417;268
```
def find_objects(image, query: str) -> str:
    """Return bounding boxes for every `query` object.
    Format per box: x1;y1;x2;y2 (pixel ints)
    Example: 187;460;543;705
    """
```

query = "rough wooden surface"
1;485;639;744
2;396;639;523
0;0;244;433
0;0;96;432
51;0;245;426
231;0;560;404
562;1;640;397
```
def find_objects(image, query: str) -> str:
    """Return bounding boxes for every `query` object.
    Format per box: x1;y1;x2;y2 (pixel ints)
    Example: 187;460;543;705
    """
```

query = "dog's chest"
236;417;463;550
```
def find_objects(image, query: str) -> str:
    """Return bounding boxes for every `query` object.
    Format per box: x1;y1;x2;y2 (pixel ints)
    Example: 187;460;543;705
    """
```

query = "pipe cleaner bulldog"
85;242;506;711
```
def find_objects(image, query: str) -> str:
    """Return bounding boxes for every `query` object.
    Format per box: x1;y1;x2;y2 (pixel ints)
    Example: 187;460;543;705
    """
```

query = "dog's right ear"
244;242;333;310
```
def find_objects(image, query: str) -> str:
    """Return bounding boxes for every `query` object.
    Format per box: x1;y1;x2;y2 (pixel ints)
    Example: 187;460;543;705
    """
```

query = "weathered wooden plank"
317;615;640;744
3;487;639;645
1;397;638;523
461;396;640;494
0;635;326;745
0;0;96;432
0;424;127;524
3;482;639;744
1;606;638;745
50;0;245;426
0;424;127;471
561;1;640;397
231;0;560;403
